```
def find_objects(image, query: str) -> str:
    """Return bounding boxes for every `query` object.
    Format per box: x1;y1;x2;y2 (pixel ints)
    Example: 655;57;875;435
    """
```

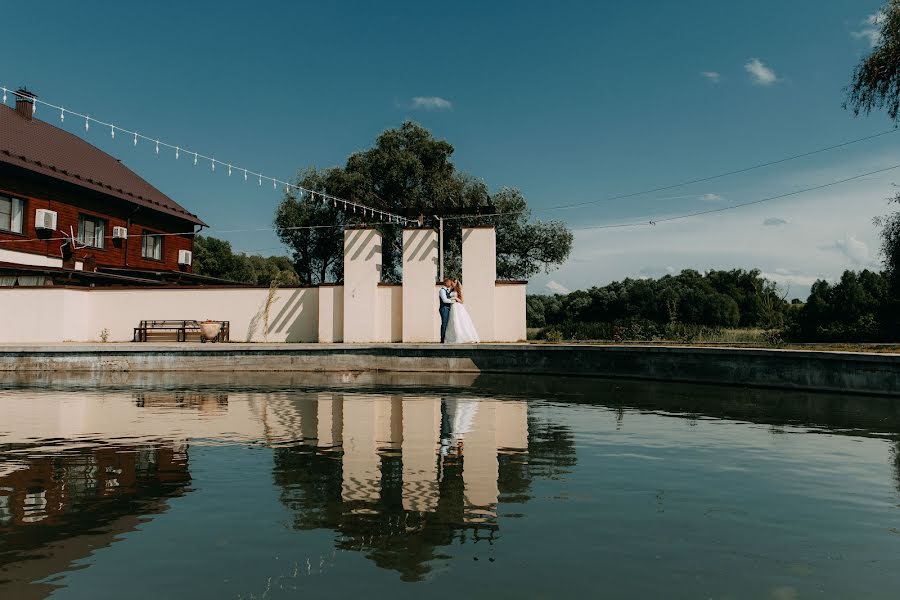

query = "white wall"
494;283;527;342
0;227;527;344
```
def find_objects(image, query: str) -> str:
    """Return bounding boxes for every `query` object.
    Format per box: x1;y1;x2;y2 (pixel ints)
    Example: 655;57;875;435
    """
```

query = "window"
141;231;163;260
0;195;24;234
77;215;105;248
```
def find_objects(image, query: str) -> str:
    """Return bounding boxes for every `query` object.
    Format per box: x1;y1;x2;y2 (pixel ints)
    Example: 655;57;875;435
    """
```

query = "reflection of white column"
462;400;499;522
461;227;496;341
495;401;528;452
341;396;381;503
401;397;441;512
343;228;382;343
317;393;343;450
402;228;439;342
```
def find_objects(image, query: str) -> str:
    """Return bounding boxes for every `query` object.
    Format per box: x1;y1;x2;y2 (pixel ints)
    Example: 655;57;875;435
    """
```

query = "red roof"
0;104;206;226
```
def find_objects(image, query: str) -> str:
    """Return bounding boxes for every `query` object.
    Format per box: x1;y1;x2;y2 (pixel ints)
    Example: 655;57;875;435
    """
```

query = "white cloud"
410;96;453;111
822;233;877;267
744;58;778;86
545;280;570;295
701;71;721;83
763;217;787;226
851;13;884;47
701;193;722;201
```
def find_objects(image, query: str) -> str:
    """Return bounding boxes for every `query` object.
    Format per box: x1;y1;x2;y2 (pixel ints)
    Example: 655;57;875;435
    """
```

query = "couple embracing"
438;279;480;344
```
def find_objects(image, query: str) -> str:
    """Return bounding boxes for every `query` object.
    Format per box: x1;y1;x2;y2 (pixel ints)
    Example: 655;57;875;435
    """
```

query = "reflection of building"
0;444;191;599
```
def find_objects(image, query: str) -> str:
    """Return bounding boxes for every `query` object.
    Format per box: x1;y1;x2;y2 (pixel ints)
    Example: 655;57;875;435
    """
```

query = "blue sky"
1;0;894;297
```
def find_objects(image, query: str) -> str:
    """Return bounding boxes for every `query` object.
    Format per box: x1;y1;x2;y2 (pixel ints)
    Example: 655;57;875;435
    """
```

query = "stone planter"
199;321;222;342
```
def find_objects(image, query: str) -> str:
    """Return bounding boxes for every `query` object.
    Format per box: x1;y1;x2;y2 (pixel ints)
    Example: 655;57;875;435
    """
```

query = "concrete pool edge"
0;343;897;396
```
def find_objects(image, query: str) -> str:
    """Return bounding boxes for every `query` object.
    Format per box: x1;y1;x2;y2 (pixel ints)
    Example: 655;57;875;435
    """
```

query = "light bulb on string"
134;133;139;147
259;174;262;186
110;125;115;140
176;147;180;159
156;140;160;155
60;108;64;122
194;153;198;166
85;116;90;132
1;88;6;104
228;164;232;177
244;169;248;181
211;160;215;172
333;198;337;208
272;179;276;190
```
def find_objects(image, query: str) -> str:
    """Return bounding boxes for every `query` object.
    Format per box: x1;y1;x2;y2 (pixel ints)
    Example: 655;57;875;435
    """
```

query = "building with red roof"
0;89;216;286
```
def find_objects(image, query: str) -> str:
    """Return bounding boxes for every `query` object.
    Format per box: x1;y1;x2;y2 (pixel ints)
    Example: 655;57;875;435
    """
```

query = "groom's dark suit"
438;286;453;343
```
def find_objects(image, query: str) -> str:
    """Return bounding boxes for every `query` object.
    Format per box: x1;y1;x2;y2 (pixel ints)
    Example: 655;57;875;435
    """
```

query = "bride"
445;280;480;343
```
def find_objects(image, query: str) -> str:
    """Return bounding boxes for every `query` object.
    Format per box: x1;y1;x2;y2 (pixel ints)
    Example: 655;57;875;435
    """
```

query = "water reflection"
270;394;560;581
1;373;898;598
0;386;576;591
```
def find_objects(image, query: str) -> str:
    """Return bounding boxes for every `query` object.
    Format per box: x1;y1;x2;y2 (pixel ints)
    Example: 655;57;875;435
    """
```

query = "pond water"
1;372;899;599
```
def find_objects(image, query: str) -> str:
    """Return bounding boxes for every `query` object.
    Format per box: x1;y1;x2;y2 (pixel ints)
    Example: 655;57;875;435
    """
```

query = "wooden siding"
0;166;196;272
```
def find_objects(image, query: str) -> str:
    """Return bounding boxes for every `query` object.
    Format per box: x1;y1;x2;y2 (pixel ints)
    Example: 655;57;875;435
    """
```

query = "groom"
438;278;455;343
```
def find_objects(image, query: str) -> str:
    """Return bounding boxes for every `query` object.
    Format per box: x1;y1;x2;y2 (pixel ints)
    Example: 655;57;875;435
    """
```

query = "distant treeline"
528;268;898;343
193;235;299;286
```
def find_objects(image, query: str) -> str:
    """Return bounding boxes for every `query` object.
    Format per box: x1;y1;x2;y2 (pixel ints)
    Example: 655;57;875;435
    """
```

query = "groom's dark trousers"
439;304;451;343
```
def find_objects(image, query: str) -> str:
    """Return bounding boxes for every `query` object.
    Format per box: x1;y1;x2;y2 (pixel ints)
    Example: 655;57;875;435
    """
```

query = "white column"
402;228;439;342
343;228;382;343
461;227;496;342
317;285;344;343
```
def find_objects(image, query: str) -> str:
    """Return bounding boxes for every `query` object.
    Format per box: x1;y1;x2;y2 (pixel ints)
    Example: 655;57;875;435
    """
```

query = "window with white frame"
141;231;163;260
0;195;24;234
77;214;105;248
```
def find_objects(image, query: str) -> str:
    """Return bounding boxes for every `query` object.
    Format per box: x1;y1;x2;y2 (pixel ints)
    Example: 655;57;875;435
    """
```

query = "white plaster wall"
462;228;496;341
317;286;344;343
89;288;319;342
494;284;527;342
343;229;382;343
402;229;439;342
0;288;88;343
375;285;403;342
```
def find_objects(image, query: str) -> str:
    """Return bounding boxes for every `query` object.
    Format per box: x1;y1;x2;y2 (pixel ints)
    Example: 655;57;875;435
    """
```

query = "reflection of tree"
271;405;577;582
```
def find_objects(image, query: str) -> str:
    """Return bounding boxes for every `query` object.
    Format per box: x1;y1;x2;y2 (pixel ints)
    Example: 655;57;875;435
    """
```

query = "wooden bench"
133;320;230;343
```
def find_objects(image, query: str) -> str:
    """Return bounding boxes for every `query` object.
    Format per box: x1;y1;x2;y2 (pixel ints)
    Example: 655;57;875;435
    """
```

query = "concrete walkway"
0;342;897;396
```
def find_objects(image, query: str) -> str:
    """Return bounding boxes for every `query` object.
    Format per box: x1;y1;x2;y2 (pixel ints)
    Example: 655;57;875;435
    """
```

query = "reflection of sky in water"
0;377;899;599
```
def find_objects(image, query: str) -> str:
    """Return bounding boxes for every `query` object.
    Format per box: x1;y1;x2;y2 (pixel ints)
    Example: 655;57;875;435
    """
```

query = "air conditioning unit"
112;226;128;240
35;209;58;231
178;249;193;266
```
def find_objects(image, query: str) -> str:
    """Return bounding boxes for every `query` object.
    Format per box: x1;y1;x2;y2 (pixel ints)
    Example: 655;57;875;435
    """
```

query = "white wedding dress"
445;292;480;343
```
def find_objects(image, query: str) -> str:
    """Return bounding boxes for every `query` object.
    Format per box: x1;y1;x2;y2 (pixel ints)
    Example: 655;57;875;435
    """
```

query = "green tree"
193;235;298;285
274;122;572;283
845;2;900;121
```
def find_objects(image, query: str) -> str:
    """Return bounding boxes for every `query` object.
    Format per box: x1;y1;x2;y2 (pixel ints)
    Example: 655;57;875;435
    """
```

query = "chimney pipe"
14;88;36;121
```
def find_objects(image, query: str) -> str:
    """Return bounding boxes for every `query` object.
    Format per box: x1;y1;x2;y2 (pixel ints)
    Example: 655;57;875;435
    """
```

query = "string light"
5;84;411;224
